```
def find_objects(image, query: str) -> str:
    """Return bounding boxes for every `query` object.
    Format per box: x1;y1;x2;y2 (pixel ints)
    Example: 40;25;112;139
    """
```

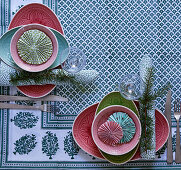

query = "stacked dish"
92;105;141;156
0;3;69;98
90;92;142;164
73;91;170;164
10;24;59;72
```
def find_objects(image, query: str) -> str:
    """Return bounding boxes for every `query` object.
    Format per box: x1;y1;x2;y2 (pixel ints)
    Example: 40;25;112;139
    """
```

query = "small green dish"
101;144;139;164
95;91;140;164
0;26;69;70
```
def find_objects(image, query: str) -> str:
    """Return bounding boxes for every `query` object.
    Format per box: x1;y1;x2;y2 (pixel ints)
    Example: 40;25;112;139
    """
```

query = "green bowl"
95;91;140;164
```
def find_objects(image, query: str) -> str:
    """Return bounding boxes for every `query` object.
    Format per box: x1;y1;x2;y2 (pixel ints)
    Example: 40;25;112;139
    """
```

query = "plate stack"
0;3;69;98
91;105;141;164
73;91;142;164
72;91;169;164
10;24;59;72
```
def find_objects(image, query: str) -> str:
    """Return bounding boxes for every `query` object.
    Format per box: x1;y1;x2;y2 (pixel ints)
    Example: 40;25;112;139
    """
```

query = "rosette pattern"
17;29;53;65
108;112;136;144
98;121;123;146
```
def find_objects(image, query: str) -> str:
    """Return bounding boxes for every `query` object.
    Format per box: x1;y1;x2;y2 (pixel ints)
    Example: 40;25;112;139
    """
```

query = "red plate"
16;84;56;98
155;109;170;151
73;103;104;159
73;103;169;160
9;3;63;98
8;3;64;34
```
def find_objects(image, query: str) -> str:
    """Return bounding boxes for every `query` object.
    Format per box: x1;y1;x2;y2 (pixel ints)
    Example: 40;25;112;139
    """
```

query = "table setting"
0;0;181;169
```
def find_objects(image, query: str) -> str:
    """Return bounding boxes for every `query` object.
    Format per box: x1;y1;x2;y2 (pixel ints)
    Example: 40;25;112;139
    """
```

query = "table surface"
0;0;181;169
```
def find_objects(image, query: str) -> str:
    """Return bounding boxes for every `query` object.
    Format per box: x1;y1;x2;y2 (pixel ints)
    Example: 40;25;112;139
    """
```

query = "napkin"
0;60;99;86
139;55;156;159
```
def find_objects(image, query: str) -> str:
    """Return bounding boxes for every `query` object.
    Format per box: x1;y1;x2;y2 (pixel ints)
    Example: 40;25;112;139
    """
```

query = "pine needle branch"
9;69;85;91
10;69;68;85
139;67;169;153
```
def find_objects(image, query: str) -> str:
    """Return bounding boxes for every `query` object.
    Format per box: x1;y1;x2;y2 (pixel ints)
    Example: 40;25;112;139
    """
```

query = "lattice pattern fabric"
0;61;98;86
0;0;181;169
56;0;181;117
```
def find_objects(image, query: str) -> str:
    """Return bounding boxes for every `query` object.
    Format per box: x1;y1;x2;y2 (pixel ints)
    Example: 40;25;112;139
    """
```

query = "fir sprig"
10;69;71;85
9;69;86;92
139;67;169;153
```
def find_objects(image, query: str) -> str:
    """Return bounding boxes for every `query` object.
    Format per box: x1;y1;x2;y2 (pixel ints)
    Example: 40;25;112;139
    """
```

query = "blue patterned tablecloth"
0;0;181;169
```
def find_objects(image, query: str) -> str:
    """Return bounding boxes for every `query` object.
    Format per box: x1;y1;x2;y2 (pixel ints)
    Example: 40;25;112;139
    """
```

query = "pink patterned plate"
91;105;141;155
72;103;169;160
155;109;170;151
8;3;64;34
9;3;64;98
16;83;56;98
16;84;56;98
10;24;58;72
73;103;104;159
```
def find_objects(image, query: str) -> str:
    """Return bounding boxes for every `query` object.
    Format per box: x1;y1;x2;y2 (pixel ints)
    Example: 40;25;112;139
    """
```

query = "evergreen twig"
139;67;169;153
9;69;85;91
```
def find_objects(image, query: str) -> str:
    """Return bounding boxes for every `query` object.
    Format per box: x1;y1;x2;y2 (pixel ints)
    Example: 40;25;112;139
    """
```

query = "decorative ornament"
13;134;37;155
11;112;39;129
97;121;123;146
108;112;136;144
42;131;59;159
17;29;53;64
64;131;79;159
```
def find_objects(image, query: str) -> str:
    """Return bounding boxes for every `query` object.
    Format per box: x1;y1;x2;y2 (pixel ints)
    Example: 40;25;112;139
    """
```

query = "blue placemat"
0;0;181;169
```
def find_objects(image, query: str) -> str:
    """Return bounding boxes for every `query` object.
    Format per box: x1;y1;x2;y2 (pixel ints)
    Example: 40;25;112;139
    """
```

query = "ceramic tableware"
95;91;140;164
10;24;58;72
72;103;169;161
47;28;69;69
9;3;65;98
0;26;22;70
16;84;56;98
73;103;104;159
8;3;64;34
92;105;141;156
0;27;69;70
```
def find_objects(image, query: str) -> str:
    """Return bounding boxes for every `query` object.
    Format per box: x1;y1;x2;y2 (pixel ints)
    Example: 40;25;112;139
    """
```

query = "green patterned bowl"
95;91;140;164
17;29;53;65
